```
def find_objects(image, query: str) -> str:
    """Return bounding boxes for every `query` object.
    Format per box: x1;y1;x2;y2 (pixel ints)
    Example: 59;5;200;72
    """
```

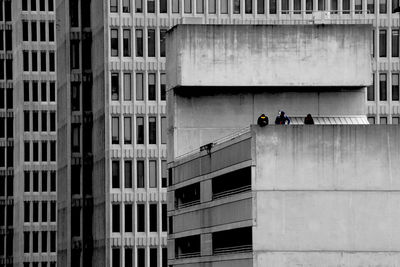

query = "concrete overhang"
166;24;373;89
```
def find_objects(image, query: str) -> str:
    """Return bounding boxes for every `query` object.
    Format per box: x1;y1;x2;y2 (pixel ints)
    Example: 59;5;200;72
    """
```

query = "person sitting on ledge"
257;114;269;127
304;114;314;125
275;110;291;125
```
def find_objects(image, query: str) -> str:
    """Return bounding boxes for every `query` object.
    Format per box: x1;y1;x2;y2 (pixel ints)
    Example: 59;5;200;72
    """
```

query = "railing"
176;251;201;259
213;245;252;255
212;185;251;200
176;199;200;209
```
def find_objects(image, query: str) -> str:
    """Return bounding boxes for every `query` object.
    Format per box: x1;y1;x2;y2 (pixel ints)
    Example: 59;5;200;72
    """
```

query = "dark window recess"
162;204;167;232
70;0;79;27
137;248;145;267
81;0;91;27
149;204;157;232
137;204;145;232
150;248;157;267
175;235;201;259
112;248;120;267
212;167;251;199
112;204;120;232
125;204;132;232
71;207;80;237
212;227;253;255
175;183;200;209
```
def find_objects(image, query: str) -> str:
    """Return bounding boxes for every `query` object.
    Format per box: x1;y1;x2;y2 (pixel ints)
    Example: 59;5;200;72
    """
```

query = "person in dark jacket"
304;114;314;125
275;111;291;125
257;114;269;127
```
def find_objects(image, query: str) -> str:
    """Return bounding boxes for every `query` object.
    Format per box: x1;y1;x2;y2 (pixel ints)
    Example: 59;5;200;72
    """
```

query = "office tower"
57;1;397;267
0;0;57;266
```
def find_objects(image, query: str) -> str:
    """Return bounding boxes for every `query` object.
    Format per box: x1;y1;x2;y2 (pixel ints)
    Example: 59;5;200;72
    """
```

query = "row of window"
24;140;56;162
111;203;167;233
24;111;56;133
0;232;13;258
23;263;56;267
0;88;12;109
376;29;400;58
24;201;56;223
24;171;57;193
367;73;400;101
110;0;387;15
22;0;55;12
0;59;13;80
111;116;167;145
0;0;11;22
111;159;168;190
368;116;400;124
0;205;12;227
23;231;56;254
24;80;56;102
0;146;13;168
23;50;56;72
110;28;166;58
111;73;166;102
22;21;55;42
111;247;167;267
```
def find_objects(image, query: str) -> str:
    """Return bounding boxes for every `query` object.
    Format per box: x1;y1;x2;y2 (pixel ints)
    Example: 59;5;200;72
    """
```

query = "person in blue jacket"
275;110;291;125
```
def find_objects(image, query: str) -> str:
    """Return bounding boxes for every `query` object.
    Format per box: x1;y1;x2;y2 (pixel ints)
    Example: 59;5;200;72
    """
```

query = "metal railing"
176;199;200;209
213;244;253;255
176;251;201;259
212;185;251;200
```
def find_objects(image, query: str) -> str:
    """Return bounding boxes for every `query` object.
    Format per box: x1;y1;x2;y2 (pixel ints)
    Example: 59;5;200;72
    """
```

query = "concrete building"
168;125;400;267
166;24;400;267
0;0;57;266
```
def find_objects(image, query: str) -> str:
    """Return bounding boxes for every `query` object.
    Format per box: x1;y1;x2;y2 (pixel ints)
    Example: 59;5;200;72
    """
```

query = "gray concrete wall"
252;125;400;266
166;25;372;88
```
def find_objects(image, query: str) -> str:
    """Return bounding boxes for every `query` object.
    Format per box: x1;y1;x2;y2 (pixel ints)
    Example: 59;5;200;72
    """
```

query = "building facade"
0;0;57;266
57;1;397;267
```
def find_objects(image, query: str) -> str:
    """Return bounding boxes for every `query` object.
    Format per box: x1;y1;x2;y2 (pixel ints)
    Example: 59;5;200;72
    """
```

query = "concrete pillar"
201;180;212;203
201;233;213;256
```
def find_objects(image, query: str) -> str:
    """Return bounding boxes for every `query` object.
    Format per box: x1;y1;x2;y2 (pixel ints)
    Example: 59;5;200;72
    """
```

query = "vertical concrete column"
201;180;212;203
167;191;175;211
201;233;213;256
168;239;175;259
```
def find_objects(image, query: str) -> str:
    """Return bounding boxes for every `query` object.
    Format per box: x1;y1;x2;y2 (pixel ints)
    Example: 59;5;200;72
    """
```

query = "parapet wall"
253;125;400;266
167;24;372;89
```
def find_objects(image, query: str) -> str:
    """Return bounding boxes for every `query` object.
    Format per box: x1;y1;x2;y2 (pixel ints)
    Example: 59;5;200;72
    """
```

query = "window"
32;22;37;41
41;51;47;71
111;73;119;100
125;204;132;232
161;117;167;144
150;248;157;267
71;83;80;111
23;51;29;71
160;29;167;57
49;22;55;41
123;0;131;12
50;82;56;101
126;248;133;267
245;0;252;13
149;204;157;232
343;0;350;13
136;73;144;100
355;0;362;13
160;0;168;12
24;111;30;132
123;30;131;57
380;0;387;13
40;0;45;10
70;0;79;27
257;0;265;13
148;73;156;100
149;160;157;188
25;142;30;162
33;111;39;132
51;172;56;192
172;0;180;12
24;202;30;222
23;21;29;41
71;124;80;152
111;29;119;57
50;112;56;131
367;0;374;13
380;29;387;57
161;73;166;100
41;83;47;102
394;0;399;12
380;117;387;124
124;117;132;144
112;161;120;189
111;0;118;12
197;0;204;13
25;172;30;192
24;232;30;253
393;30;399;57
137;204;145;232
112;204;120;232
270;0;277;13
136;29;143;57
33;202;39;221
50;231;56;252
209;0;216;13
234;0;240;13
50;141;56;161
331;0;338;12
148;29;156;57
137;160;145;188
162;204;167;231
380;73;387;101
23;0;28;10
393;73;399;101
368;116;375;124
49;52;55;71
42;202;47;221
137;117;144;144
125;161;132;188
184;0;192;12
136;0;143;12
124;73;131;101
42;171;48;192
71;41;80;69
112;117;120;144
162;160;167;188
24;82;30;102
149;117;156;144
148;0;155;12
221;0;228;13
42;111;47;131
32;51;38;71
40;21;46;41
49;0;54;11
393;117;399;124
42;141;48;161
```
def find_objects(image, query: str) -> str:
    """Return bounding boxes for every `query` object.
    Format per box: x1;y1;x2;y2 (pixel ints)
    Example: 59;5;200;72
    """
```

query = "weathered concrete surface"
166;25;372;88
253;125;400;267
